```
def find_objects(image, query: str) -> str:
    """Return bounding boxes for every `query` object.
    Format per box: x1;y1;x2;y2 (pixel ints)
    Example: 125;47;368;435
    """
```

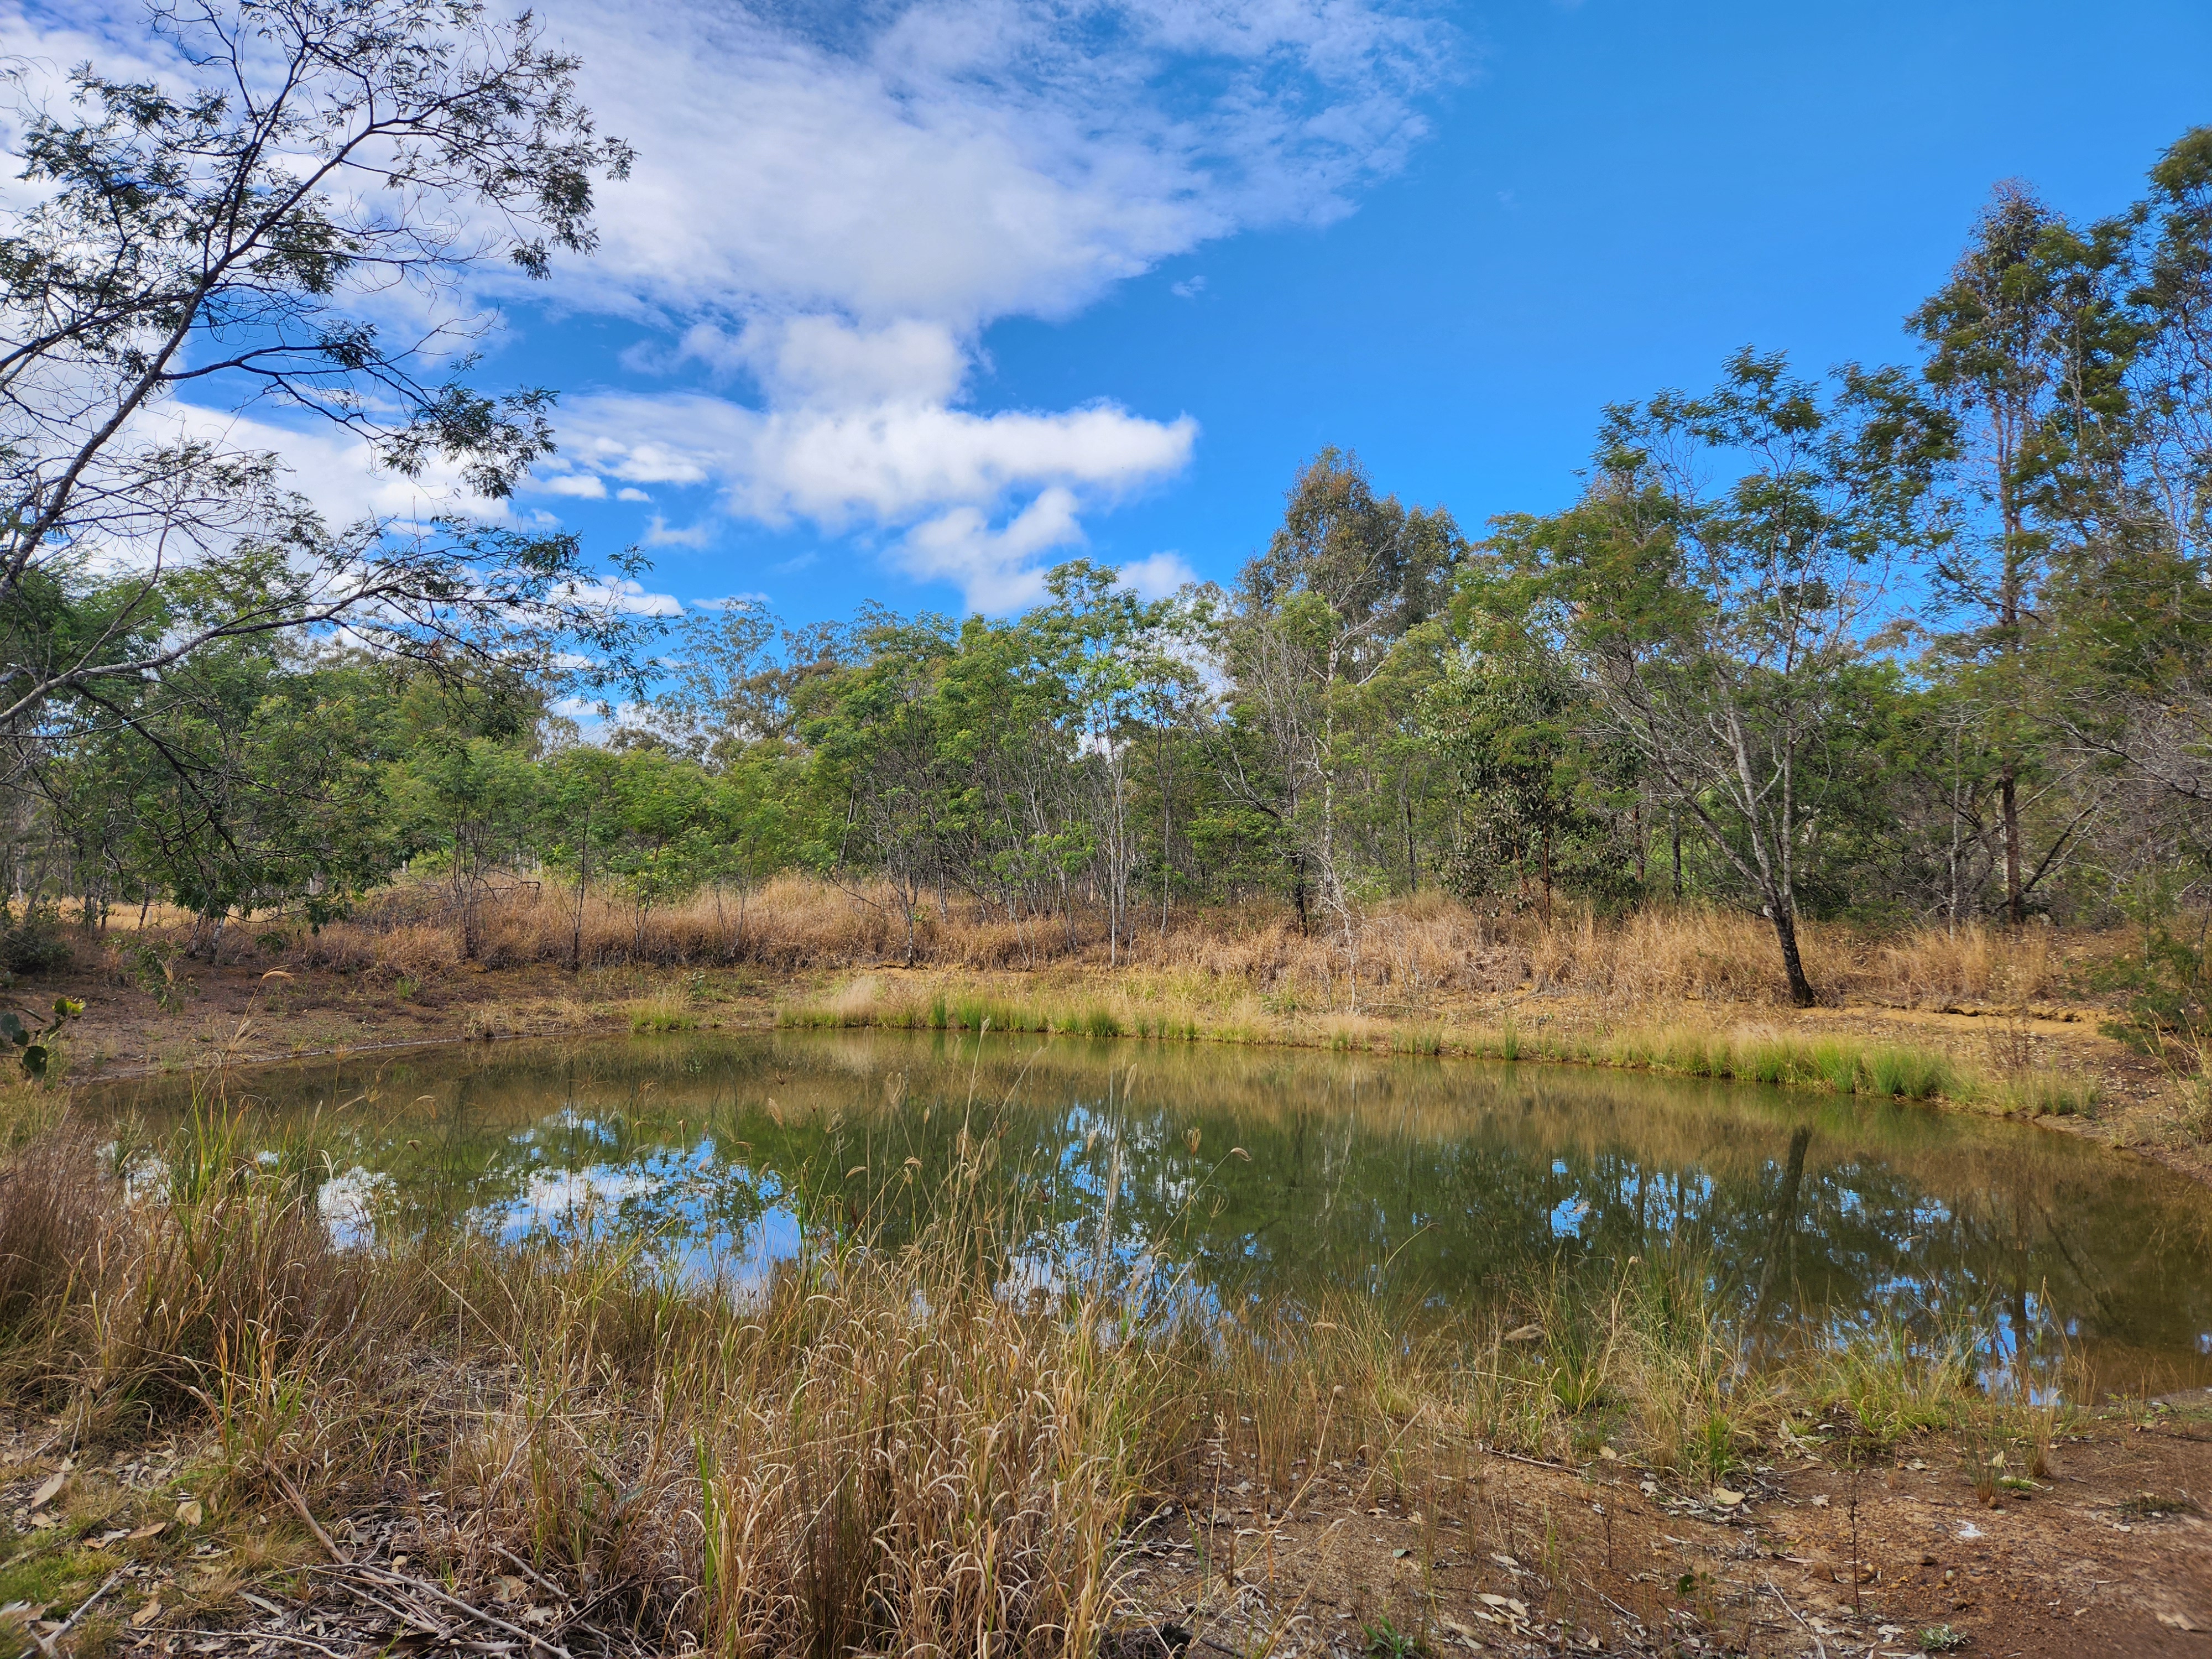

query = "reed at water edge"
0;1077;2085;1656
775;974;2101;1116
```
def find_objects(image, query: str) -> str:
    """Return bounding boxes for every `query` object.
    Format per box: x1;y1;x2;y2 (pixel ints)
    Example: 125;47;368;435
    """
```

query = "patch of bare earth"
1122;1406;2212;1658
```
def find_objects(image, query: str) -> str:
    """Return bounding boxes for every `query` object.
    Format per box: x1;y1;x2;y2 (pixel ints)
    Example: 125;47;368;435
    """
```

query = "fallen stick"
359;1567;573;1659
485;1544;565;1603
1479;1444;1574;1473
19;1569;123;1659
274;1472;348;1565
190;1631;354;1659
1764;1575;1825;1659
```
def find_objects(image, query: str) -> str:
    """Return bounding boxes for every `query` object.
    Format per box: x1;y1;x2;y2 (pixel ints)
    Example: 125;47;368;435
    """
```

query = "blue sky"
21;0;2212;625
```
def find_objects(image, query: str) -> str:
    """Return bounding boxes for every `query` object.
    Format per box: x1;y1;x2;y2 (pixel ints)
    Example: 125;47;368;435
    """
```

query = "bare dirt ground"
1131;1397;2212;1658
4;1400;2209;1658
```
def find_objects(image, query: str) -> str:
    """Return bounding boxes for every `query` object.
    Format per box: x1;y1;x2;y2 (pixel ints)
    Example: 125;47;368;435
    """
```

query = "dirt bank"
7;1399;2209;1658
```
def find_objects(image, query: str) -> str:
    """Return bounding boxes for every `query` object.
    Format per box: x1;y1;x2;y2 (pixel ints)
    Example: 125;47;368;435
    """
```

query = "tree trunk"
2001;765;2024;925
1160;719;1172;937
571;803;590;972
1754;1124;1812;1318
1769;904;1817;1007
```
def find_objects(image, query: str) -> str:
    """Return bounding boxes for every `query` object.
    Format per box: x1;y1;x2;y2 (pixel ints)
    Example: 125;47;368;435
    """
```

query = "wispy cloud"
641;514;716;549
536;0;1450;329
524;0;1452;607
14;0;1453;610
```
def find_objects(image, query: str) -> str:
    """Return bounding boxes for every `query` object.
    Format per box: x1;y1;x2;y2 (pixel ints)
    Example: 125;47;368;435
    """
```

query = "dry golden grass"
180;875;2100;1016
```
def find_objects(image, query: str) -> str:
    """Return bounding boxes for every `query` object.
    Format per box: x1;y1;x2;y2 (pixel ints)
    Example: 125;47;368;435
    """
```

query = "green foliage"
1;120;2210;973
1362;1619;1427;1659
0;997;84;1078
1421;618;1640;916
124;941;193;1013
0;904;70;975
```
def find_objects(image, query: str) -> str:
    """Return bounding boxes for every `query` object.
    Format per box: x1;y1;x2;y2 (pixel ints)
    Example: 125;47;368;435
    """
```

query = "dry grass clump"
1517;910;2075;1010
2;1105;412;1463
0;1116;106;1338
1186;1258;2028;1506
0;1098;1188;1655
293;873;913;975
444;1232;1173;1655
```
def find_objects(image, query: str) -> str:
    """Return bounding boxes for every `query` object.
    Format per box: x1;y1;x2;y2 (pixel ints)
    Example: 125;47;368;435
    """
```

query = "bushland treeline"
12;130;2212;1009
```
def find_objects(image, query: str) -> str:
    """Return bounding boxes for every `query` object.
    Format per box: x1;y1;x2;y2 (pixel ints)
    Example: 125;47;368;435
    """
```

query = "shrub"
0;904;70;975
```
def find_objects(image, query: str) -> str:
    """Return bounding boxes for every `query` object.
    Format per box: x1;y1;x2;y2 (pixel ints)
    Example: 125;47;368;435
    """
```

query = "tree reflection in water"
86;1030;2212;1400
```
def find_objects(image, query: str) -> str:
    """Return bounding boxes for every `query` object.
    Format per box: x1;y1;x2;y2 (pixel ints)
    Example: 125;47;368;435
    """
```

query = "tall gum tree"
1909;182;2135;922
1215;449;1460;998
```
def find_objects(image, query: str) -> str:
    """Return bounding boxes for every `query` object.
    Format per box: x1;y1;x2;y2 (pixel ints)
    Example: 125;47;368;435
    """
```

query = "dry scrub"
257;876;2090;1015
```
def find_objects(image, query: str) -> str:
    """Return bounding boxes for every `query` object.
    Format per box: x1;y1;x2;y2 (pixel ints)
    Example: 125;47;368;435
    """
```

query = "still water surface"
84;1031;2212;1397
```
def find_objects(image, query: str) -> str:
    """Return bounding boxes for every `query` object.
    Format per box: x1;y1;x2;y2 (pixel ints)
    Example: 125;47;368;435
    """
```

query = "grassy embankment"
116;877;2131;1127
774;973;2098;1117
0;1080;2099;1658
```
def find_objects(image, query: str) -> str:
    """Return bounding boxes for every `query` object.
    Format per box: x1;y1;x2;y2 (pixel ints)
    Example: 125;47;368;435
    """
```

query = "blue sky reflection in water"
92;1031;2212;1401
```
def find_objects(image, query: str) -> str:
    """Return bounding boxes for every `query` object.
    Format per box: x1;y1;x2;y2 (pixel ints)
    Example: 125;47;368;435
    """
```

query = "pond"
82;1030;2212;1400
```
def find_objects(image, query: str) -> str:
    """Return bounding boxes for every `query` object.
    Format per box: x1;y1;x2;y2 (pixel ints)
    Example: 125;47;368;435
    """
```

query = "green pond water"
81;1030;2212;1398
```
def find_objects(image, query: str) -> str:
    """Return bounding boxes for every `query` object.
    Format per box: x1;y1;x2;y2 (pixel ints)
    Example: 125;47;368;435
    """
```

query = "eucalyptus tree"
1518;350;1950;1005
31;575;419;952
802;611;960;965
0;0;640;746
1031;561;1184;962
1216;450;1460;967
383;664;547;957
2131;127;2212;573
1910;182;2134;920
1419;612;1633;921
2047;127;2212;825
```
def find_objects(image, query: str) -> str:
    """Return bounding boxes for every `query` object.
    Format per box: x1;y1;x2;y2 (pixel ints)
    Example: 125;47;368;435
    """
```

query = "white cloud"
641;514;715;549
556;392;1194;526
535;0;1446;330
550;577;686;617
1117;550;1199;598
9;0;1452;610
904;485;1086;611
541;473;608;499
552;389;1196;604
163;404;506;526
513;0;1448;608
